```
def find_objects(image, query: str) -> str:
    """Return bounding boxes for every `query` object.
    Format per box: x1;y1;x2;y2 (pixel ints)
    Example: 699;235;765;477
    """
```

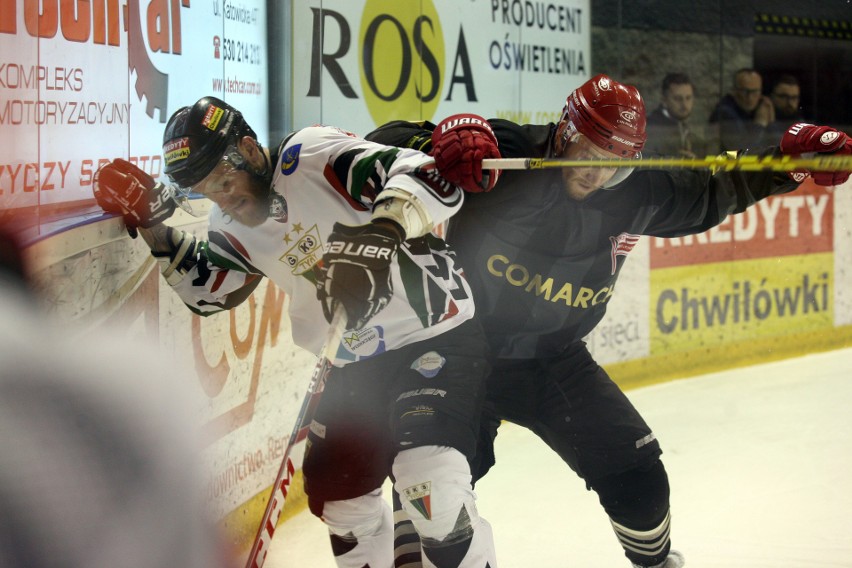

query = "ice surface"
265;347;852;567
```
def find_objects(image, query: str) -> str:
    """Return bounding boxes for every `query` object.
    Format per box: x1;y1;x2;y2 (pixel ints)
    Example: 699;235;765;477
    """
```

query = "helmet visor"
168;145;247;216
563;132;638;190
172;145;247;197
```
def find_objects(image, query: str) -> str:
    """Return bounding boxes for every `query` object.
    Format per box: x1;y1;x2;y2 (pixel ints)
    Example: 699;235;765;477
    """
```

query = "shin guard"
393;446;496;568
321;489;394;568
590;459;672;567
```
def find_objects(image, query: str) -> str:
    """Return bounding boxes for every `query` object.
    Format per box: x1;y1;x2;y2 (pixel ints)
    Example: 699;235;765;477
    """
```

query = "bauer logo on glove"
318;222;402;330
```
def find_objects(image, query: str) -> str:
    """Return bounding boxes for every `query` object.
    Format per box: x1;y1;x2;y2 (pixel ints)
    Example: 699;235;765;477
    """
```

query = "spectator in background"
645;73;707;158
768;74;805;141
708;68;775;152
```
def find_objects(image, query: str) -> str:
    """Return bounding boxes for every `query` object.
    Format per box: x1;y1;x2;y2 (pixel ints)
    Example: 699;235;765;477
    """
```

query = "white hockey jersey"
169;125;475;364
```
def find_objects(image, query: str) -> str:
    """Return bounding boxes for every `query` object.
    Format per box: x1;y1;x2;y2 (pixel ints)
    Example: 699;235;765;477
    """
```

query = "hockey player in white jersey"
92;96;496;568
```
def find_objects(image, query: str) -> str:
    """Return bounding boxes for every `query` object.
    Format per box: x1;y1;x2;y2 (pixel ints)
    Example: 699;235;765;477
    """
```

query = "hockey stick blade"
243;307;346;568
482;153;852;172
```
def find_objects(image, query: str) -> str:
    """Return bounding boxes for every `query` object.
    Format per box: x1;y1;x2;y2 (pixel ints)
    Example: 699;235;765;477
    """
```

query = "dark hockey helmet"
162;96;257;190
556;74;646;158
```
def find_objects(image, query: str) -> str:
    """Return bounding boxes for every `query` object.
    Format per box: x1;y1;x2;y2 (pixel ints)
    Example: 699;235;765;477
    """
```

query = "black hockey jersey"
367;119;800;359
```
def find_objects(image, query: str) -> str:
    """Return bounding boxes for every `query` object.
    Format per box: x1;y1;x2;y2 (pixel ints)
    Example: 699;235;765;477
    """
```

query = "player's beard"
230;176;273;227
562;168;615;201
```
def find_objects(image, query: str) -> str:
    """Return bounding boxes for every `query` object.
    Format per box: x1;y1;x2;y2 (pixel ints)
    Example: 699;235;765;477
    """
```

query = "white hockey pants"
393;446;497;568
322;488;394;568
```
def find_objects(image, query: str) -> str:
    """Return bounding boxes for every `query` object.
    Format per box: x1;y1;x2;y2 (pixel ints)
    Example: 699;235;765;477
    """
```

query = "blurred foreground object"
0;228;227;568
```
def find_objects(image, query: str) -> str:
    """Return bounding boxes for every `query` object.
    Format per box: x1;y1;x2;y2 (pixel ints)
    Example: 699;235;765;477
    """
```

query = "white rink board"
0;0;269;209
834;179;852;325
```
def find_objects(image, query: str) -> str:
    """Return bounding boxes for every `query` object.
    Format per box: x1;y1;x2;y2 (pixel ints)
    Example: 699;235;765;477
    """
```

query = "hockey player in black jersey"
368;74;852;568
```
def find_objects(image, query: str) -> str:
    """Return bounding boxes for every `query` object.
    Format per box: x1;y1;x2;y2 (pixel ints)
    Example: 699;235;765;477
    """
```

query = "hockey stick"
482;153;852;172
244;307;346;568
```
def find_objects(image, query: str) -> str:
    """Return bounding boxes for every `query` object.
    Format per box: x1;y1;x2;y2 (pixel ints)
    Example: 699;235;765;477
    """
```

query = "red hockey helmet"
557;74;646;158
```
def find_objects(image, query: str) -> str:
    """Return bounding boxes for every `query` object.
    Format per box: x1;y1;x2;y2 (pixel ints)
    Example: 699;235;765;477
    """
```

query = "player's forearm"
137;223;174;254
137;224;201;286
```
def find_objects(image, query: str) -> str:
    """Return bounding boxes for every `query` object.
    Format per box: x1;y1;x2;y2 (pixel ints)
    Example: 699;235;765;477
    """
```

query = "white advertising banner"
0;0;269;211
291;0;591;134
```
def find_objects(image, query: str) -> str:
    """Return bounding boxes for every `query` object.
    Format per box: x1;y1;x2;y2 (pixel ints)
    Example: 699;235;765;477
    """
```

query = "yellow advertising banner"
650;180;834;355
651;253;833;355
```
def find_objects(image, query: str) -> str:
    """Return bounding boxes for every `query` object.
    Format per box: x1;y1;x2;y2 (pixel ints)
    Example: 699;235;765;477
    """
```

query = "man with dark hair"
645;72;706;158
708;68;775;151
91;96;497;568
370;73;852;567
768;74;805;141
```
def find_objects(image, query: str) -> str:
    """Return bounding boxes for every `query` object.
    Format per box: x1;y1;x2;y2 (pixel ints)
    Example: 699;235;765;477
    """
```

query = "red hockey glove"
93;159;176;237
318;222;401;330
431;114;501;193
780;123;852;186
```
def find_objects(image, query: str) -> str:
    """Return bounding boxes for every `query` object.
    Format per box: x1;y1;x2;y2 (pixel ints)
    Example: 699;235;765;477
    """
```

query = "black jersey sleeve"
366;118;554;162
639;146;801;238
365;120;435;152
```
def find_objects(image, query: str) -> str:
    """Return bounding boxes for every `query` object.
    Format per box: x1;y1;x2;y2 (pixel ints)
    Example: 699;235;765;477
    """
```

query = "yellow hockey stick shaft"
482;154;852;172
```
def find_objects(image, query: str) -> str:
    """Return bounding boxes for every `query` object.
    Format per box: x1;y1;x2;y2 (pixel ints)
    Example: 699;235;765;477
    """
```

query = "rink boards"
19;177;852;553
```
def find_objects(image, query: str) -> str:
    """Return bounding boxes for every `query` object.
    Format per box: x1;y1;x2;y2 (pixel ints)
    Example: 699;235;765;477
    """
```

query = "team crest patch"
280;224;323;275
410;351;446;378
403;482;432;520
281;143;302;175
609;232;640;275
269;192;288;222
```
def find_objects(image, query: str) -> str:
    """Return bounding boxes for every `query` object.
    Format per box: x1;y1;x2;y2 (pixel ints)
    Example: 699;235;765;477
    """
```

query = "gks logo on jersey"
280;223;323;275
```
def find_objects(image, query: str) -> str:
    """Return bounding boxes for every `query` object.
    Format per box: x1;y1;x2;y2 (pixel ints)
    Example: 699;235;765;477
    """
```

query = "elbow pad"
371;188;434;239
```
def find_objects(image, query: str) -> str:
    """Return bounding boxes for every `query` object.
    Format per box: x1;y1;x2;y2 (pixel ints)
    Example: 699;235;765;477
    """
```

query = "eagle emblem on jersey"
281;143;302;176
609;233;641;275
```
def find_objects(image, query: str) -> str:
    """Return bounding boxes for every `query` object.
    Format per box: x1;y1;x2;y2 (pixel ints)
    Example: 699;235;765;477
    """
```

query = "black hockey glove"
93;159;176;238
318;221;402;330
